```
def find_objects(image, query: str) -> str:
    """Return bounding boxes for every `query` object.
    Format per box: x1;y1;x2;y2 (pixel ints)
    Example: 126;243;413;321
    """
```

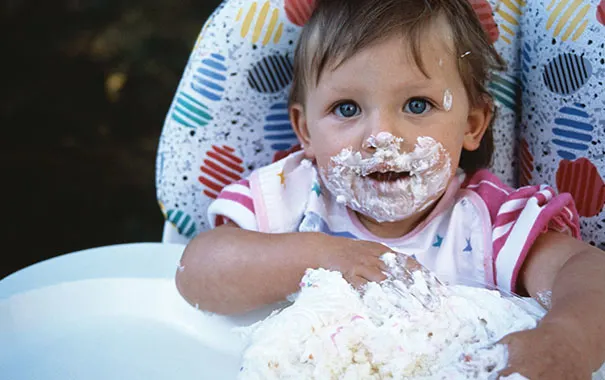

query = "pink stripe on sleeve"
463;169;513;222
207;178;258;230
465;170;581;293
507;193;580;291
235;179;250;187
492;187;580;292
217;190;255;214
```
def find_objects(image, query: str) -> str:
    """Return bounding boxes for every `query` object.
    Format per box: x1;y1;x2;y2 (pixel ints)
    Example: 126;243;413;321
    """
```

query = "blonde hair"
289;0;506;171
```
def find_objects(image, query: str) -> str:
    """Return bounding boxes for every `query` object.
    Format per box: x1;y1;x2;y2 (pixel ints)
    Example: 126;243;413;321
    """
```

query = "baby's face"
290;27;489;235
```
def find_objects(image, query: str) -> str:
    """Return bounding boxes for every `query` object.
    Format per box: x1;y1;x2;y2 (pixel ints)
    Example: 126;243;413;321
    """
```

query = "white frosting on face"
443;89;453;112
237;256;538;379
320;134;452;223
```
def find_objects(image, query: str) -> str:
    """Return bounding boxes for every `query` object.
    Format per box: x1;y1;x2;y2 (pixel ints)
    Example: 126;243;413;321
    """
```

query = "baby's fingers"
344;266;386;291
357;264;388;284
348;276;368;290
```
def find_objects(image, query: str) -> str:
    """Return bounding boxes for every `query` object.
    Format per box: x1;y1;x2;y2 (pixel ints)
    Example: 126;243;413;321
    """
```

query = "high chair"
155;0;605;248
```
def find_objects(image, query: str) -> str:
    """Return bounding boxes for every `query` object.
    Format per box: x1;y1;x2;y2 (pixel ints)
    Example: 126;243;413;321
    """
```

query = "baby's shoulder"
457;169;516;222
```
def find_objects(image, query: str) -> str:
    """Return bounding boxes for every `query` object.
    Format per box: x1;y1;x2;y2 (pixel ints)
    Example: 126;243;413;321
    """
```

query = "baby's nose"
374;132;394;147
363;132;403;150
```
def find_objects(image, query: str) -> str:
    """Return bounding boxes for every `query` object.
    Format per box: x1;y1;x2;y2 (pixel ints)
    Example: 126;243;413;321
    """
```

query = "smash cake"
236;253;542;380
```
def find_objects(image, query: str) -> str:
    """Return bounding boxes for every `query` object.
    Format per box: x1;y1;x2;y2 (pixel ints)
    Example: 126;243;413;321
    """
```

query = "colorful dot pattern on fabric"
556;158;605;218
156;0;605;248
597;0;605;25
199;145;244;199
519;138;535;187
542;53;592;95
469;0;500;43
520;0;605;248
285;0;315;27
552;103;594;160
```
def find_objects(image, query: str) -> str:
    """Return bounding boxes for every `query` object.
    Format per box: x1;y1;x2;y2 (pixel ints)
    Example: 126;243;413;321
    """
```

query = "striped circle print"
263;102;298;151
166;209;197;238
191;53;228;102
546;0;591;41
247;54;294;93
488;73;520;111
285;0;316;26
520;42;532;88
552;103;594;160
556;158;605;217
469;0;499;43
495;0;522;44
236;1;285;46
199;145;245;199
170;91;213;129
519;138;535;187
542;53;592;95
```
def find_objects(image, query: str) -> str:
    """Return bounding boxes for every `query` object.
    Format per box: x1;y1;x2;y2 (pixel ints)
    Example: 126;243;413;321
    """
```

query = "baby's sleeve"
465;170;581;293
207;179;258;231
492;184;580;293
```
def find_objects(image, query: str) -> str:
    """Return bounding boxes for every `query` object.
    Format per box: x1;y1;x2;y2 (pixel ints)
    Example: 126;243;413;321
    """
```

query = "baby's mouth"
366;171;411;182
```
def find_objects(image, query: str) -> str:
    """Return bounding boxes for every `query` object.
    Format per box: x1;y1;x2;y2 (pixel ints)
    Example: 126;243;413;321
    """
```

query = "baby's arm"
175;222;389;315
521;232;605;369
500;231;605;378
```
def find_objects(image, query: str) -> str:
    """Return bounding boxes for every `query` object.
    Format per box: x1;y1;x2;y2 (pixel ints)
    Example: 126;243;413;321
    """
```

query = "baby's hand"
315;235;391;289
498;320;592;379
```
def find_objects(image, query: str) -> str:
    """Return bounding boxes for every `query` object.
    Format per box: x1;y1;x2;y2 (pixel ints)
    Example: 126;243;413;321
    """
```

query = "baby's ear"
290;103;316;160
463;96;493;151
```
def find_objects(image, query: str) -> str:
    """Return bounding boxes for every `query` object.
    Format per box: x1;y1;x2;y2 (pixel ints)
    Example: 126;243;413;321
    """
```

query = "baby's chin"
350;186;445;223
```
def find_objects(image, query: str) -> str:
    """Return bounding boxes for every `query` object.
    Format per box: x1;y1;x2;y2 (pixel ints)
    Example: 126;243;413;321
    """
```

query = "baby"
176;0;605;378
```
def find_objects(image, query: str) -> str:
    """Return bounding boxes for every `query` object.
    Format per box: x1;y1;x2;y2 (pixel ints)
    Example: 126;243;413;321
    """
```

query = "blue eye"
335;102;360;118
405;98;432;114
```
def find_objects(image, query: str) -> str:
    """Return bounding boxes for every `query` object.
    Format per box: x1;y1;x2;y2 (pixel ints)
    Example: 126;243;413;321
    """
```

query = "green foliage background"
1;0;222;277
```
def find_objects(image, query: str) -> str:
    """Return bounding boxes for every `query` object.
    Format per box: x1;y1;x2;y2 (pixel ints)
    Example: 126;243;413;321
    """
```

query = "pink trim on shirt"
462;170;512;223
508;192;580;292
248;171;269;232
459;189;496;286
466;177;580;292
218;190;255;214
462;170;579;292
491;186;550;260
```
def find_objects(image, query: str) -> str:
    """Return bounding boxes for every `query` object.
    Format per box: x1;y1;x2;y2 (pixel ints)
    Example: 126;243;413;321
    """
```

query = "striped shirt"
208;152;580;293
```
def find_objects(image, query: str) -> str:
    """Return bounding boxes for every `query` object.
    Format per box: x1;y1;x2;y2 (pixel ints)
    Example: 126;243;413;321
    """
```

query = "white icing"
535;290;552;310
237;257;536;379
380;253;444;311
443;89;453;112
320;135;452;222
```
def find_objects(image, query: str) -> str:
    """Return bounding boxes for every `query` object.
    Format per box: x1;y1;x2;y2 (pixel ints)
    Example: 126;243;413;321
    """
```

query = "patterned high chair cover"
518;0;605;249
155;0;605;247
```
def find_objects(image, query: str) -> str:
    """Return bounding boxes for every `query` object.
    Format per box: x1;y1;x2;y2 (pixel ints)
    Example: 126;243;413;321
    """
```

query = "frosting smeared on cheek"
443;89;453;112
320;133;452;223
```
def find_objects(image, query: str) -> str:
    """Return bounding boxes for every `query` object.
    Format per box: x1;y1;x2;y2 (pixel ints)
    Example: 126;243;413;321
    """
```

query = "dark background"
2;0;222;279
